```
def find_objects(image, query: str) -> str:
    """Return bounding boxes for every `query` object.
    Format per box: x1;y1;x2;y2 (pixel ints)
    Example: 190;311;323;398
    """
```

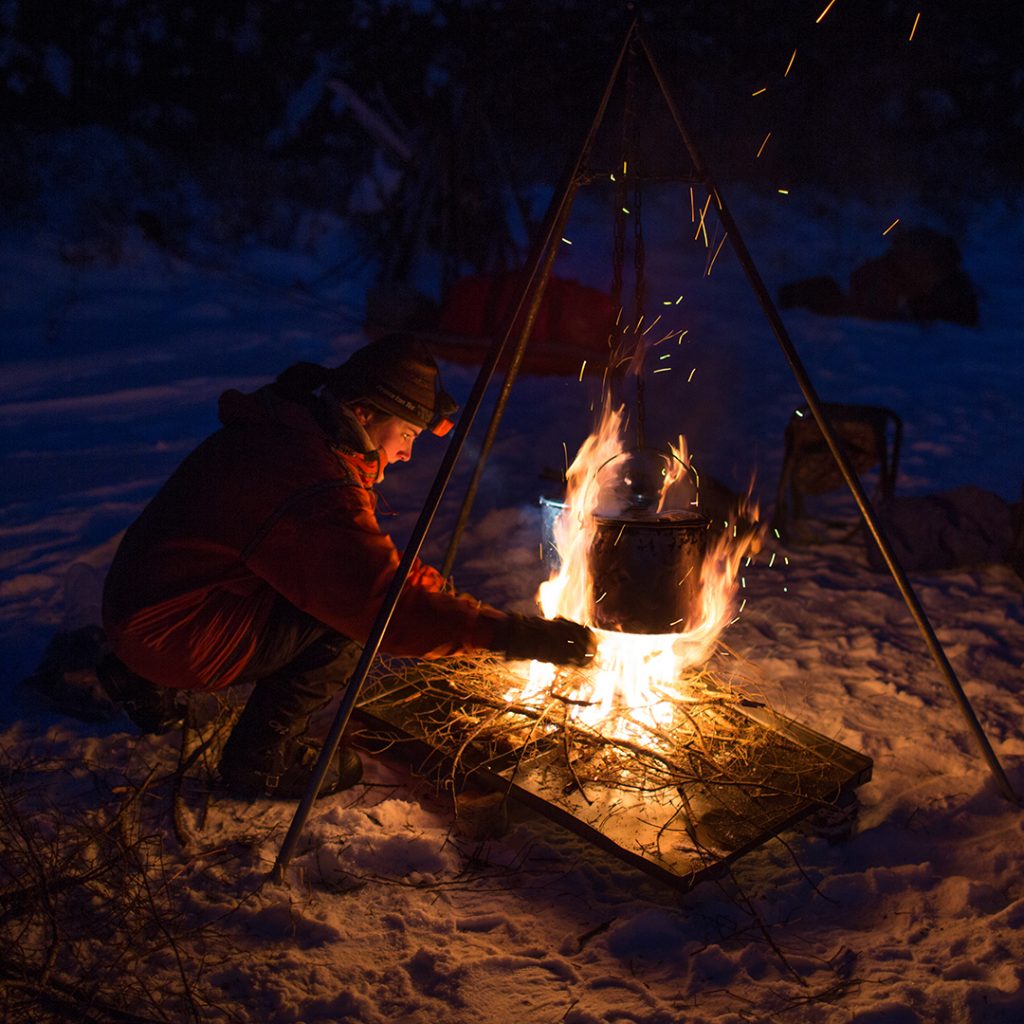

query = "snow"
1;130;1023;1023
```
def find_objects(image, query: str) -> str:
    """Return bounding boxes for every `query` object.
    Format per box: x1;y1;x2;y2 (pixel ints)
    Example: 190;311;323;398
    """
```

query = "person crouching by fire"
100;334;595;799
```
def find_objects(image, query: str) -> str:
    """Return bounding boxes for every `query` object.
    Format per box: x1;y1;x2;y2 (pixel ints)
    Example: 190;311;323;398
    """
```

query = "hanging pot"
588;509;711;634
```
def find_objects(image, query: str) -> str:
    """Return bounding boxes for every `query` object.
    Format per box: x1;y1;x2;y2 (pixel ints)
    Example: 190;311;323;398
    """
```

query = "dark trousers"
101;598;361;749
226;597;363;746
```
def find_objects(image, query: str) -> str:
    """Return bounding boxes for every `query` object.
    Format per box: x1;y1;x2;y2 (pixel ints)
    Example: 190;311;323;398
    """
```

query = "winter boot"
217;658;363;800
96;654;186;734
218;730;363;800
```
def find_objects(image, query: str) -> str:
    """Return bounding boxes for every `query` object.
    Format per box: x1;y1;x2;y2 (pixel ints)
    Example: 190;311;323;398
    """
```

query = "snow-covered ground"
1;139;1022;1023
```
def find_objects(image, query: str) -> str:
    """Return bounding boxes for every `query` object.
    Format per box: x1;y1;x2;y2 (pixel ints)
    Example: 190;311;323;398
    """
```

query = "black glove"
500;614;596;667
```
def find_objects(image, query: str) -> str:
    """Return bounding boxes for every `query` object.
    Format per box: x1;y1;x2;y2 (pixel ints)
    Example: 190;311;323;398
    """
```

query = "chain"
611;37;637;315
631;46;647;448
633;164;646;448
632;167;646;326
610;33;649;450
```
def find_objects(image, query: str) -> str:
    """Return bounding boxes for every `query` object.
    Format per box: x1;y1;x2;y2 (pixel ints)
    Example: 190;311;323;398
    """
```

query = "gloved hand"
500;613;596;667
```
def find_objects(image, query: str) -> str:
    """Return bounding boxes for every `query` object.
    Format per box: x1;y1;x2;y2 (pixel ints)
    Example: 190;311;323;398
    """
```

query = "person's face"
361;412;422;469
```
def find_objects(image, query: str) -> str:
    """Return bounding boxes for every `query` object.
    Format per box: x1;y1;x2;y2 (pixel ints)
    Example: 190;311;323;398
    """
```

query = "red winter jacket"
102;384;507;690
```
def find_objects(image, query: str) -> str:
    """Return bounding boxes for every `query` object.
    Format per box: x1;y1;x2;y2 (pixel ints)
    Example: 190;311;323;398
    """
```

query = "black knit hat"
327;334;458;436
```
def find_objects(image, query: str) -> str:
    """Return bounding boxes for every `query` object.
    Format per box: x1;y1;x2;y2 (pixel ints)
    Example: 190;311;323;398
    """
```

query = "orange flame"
515;400;762;739
536;399;627;626
657;435;691;512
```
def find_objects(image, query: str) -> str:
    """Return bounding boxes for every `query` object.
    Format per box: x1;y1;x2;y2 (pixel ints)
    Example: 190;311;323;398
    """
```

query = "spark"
769;551;776;567
561;237;573;245
773;527;781;538
578;359;587;381
642;314;662;336
663;300;673;306
706;232;728;276
883;217;900;236
714;190;722;210
669;617;684;627
689;186;695;222
538;543;543;561
741;576;746;588
610;173;616;182
694;193;712;246
677;329;689;342
676;295;684;304
653;367;671;374
783;586;789;593
752;86;767;97
562;441;569;472
784;48;797;76
687;367;697;382
635;314;645;333
613;523;626;546
745;556;752;567
622;207;630;215
795;409;805;417
659;353;671;360
595;591;608;604
816;0;838;24
778;188;790;195
623;160;628;175
909;11;921;41
739;598;747;613
784;556;790;565
756;131;772;159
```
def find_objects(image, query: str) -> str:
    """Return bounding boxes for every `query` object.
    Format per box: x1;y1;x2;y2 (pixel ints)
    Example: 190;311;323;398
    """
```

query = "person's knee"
287;635;363;695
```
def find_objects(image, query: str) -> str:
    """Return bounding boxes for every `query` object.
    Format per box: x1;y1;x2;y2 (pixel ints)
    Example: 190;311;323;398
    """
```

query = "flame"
516;400;762;741
658;434;690;512
536;399;627;627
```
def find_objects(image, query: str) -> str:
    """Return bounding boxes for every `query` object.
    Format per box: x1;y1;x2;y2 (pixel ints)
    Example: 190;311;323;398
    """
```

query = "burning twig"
364;653;847;834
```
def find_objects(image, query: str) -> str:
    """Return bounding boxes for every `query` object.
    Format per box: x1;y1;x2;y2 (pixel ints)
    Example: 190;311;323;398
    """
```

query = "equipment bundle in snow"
433;273;618;375
779;226;979;326
18;624;114;722
866;485;1022;575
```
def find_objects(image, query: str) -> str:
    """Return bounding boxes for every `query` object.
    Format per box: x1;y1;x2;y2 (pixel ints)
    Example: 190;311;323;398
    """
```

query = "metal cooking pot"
588;509;711;634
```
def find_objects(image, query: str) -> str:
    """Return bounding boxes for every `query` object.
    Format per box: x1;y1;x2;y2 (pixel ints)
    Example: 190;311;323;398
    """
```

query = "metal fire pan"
353;673;873;894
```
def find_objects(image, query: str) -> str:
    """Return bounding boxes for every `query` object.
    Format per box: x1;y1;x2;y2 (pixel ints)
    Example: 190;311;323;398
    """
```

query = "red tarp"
433;273;617;376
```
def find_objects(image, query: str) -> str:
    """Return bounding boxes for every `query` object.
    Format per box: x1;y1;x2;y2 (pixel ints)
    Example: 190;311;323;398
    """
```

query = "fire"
535;401;627;624
514;400;761;740
657;434;690;512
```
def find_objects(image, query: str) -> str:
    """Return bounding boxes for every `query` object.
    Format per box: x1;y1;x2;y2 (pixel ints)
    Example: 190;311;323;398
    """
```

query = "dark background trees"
1;2;1019;279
